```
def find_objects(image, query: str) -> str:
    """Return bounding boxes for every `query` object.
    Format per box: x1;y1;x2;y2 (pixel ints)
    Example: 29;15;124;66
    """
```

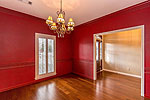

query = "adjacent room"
94;27;143;98
0;0;150;100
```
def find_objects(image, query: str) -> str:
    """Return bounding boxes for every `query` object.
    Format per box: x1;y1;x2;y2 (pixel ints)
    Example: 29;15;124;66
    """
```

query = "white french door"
35;33;56;80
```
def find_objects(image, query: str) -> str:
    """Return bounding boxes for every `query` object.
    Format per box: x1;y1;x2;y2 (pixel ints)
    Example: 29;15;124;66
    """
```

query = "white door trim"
93;25;145;96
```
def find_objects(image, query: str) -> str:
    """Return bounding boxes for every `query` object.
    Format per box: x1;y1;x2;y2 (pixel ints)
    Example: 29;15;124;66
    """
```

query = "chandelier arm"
53;30;56;33
56;11;60;15
66;31;71;34
48;26;51;30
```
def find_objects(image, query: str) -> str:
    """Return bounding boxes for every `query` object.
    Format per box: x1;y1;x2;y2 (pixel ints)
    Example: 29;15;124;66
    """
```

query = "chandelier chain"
60;0;62;12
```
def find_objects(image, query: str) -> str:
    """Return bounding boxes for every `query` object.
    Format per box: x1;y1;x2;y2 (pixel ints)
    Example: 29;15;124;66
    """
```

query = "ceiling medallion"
46;0;75;38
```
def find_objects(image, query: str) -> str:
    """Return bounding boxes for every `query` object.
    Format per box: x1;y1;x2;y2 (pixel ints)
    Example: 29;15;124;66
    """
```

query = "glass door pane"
39;38;46;75
100;42;102;60
48;39;54;73
96;41;99;61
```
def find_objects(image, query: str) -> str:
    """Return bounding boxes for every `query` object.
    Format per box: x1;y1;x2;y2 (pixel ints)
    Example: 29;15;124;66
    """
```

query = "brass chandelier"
46;0;75;38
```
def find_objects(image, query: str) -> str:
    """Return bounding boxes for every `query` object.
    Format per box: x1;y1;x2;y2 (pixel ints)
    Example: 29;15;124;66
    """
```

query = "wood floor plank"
0;71;149;100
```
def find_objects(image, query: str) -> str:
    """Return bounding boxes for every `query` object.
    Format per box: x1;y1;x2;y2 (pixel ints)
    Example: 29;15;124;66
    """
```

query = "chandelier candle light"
46;0;75;38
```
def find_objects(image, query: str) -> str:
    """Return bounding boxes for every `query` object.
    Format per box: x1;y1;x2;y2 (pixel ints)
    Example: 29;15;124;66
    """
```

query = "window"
35;33;56;80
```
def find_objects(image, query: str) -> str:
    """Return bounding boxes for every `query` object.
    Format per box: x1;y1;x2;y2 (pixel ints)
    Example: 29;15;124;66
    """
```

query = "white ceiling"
0;0;147;26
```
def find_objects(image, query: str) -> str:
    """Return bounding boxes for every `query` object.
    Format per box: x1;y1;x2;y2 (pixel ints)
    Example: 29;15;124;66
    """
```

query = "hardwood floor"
0;71;149;100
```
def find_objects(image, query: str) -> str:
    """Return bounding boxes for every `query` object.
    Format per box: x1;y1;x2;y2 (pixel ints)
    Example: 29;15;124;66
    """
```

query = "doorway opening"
93;25;144;96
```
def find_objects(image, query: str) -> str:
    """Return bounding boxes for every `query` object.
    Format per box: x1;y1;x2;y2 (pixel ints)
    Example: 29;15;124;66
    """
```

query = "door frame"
93;25;145;96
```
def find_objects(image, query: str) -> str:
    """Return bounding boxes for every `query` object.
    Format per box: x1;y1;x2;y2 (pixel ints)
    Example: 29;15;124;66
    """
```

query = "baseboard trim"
145;95;150;99
72;72;93;80
0;72;72;93
103;69;141;78
0;81;36;93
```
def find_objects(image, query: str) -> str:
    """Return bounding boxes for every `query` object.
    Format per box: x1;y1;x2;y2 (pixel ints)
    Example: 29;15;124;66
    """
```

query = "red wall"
72;1;150;98
0;7;72;92
1;1;150;98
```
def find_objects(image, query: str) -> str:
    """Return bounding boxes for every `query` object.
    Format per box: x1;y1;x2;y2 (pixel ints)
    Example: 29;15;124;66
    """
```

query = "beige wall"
103;29;141;76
